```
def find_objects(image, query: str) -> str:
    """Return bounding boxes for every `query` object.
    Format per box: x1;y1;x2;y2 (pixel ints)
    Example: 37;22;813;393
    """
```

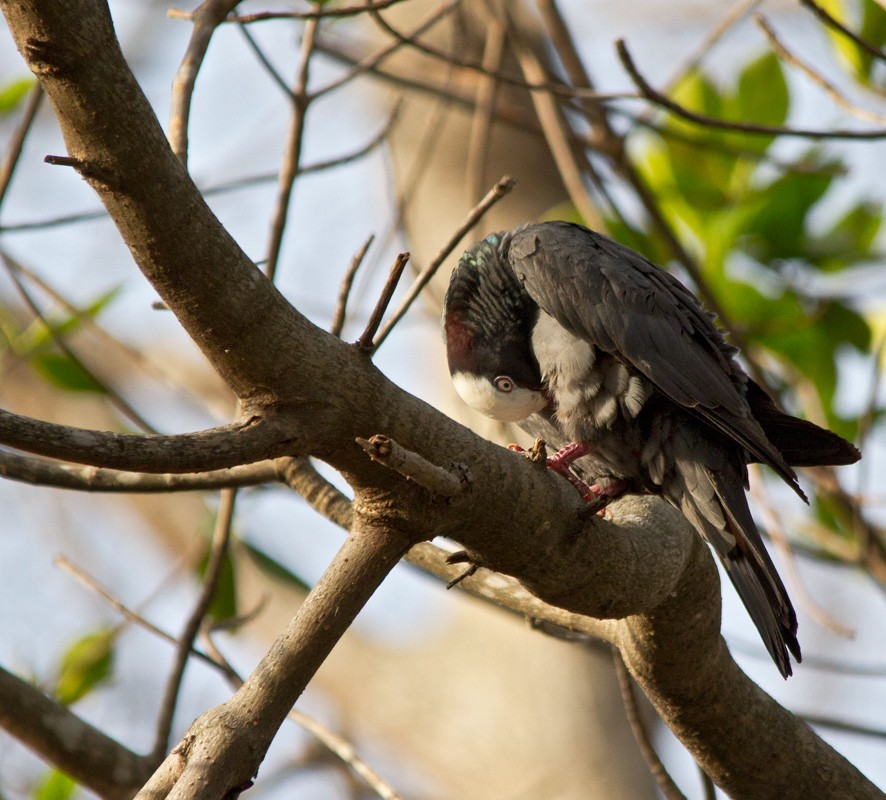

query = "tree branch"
135;500;417;799
0;410;282;473
0;665;152;799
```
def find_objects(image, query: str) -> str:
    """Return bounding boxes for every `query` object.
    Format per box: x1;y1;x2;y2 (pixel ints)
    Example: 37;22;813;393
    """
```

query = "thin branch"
233;8;293;99
310;2;460;100
660;0;765;94
0;409;282;473
169;0;410;24
169;0;243;163
356;434;466;496
264;16;319;281
756;15;886;124
331;234;375;338
152;487;237;762
803;714;886;740
515;42;602;228
800;0;886;63
612;648;688;800
0;82;42;209
465;16;505;207
750;473;854;638
617;38;886;140
355;251;410;352
373;175;515;348
1;252;158;433
367;5;620;101
0;449;281;492
55;555;219;670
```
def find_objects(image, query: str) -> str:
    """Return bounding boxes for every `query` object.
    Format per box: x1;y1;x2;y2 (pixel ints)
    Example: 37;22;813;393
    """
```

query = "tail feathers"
676;462;800;678
746;379;861;468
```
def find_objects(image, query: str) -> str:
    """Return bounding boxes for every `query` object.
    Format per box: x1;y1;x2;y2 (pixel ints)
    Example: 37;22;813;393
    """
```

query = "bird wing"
506;221;802;494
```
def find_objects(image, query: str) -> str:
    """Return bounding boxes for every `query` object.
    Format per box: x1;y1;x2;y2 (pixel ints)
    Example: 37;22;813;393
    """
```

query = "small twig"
264;16;320;281
515;43;602;228
800;0;886;64
612;648;688;800
169;0;409;23
802;713;886;740
373;175;515;348
616;38;886;139
466;18;505;208
750;472;855;638
354;252;410;353
311;2;459;100
356;434;466;497
169;0;243;163
756;15;886;124
43;154;113;183
151;487;238;762
233;9;293;98
331;234;375;338
0;82;42;210
661;0;765;95
1;252;158;433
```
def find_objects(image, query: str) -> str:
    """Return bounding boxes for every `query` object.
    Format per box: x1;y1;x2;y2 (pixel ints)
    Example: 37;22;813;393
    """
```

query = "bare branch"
373;175;515;348
355;251;410;352
277;456;354;530
0;450;281;492
264;16;319;280
152;487;237;762
800;0;886;64
0;409;283;473
356;434;466;496
137;504;417;800
169;0;410;24
617;38;886;140
331;234;375;338
0;82;42;208
169;0;243;163
0;665;152;799
756;15;886;124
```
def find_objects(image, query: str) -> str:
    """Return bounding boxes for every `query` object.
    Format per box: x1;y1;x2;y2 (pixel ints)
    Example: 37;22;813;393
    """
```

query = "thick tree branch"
0;665;151;800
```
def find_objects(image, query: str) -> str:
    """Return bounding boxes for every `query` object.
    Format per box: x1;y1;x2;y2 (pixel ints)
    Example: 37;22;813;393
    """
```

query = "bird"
442;220;861;678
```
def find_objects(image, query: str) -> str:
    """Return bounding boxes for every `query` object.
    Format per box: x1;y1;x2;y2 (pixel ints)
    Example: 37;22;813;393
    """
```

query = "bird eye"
493;376;514;393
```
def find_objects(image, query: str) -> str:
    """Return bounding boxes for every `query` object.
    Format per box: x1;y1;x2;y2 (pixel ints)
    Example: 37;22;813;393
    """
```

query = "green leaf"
33;770;78;800
758;301;871;427
726;52;788;153
242;540;311;593
196;541;238;623
19;286;122;355
55;629;116;705
807;201;884;271
738;165;835;262
0;77;34;114
32;353;107;393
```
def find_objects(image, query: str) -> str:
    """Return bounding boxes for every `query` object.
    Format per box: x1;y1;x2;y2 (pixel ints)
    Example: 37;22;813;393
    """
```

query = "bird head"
443;233;549;423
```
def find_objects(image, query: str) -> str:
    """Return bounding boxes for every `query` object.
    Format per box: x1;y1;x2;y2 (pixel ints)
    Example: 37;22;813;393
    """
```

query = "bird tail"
745;379;861;467
675;462;800;678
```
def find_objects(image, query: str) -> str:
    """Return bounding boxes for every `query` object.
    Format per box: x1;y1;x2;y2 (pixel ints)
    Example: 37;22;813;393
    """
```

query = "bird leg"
509;441;620;508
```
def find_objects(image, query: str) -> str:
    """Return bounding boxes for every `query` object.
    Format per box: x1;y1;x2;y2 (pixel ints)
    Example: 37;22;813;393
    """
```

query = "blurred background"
0;0;884;797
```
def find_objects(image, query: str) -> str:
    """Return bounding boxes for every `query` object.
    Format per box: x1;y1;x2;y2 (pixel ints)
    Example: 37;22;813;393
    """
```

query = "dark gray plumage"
443;221;861;678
